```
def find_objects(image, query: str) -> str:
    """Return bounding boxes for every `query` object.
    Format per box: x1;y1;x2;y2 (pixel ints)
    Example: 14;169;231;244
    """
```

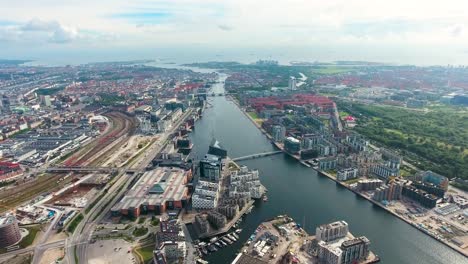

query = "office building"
199;154;222;182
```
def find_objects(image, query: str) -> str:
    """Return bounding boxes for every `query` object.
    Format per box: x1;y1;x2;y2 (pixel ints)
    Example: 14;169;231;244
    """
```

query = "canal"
187;73;467;264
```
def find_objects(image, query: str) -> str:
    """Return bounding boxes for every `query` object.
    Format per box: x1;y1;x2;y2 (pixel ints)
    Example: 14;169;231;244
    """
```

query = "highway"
67;108;194;264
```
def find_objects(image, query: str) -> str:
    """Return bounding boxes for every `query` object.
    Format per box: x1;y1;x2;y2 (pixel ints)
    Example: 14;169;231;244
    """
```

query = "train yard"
0;111;138;214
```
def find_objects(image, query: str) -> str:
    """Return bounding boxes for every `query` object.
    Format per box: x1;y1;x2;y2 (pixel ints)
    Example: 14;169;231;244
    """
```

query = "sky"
1;0;468;65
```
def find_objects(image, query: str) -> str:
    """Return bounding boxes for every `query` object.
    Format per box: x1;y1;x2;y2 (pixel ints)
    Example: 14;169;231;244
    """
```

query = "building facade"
0;214;22;248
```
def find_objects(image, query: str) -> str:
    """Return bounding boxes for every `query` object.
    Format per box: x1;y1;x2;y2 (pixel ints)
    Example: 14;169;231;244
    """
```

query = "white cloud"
1;0;468;64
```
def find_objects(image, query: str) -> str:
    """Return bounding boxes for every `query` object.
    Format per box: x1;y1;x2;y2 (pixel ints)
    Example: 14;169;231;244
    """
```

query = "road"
31;208;63;264
0;240;65;263
68;108;194;264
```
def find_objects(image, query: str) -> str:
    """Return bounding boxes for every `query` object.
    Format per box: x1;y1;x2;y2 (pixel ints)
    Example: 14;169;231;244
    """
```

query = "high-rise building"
200;154;222;182
340;236;371;264
288;77;297;90
272;125;286;142
316;221;349;242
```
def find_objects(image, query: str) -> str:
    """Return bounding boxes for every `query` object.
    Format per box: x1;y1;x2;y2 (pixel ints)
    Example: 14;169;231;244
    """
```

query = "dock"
199;199;255;239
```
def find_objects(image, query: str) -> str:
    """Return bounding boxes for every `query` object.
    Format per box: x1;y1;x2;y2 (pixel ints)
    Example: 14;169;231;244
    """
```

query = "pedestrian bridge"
231;151;283;162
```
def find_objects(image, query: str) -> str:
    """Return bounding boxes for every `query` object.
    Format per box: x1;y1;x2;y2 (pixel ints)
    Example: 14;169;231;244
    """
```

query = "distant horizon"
2;51;468;68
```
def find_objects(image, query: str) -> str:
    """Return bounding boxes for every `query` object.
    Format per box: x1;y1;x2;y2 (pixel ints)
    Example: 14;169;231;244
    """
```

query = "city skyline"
1;0;468;65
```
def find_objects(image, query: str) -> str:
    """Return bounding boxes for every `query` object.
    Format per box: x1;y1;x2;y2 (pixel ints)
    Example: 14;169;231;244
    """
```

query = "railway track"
0;112;138;213
63;111;137;167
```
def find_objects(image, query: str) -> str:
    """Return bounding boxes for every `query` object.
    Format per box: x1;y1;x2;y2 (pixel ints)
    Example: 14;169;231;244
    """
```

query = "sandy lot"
88;239;135;264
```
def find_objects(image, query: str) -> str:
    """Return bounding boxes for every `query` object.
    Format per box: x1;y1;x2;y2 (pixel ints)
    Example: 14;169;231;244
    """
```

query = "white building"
337;168;359;181
192;180;220;210
288;77;297;90
318;241;342;264
229;166;264;199
316;220;349;242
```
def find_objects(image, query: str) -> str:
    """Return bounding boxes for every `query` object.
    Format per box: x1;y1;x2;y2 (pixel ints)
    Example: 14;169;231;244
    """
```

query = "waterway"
188;74;467;264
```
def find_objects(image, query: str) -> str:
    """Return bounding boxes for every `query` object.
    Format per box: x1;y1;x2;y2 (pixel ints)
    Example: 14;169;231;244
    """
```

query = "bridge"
46;166;140;174
231;151;283;162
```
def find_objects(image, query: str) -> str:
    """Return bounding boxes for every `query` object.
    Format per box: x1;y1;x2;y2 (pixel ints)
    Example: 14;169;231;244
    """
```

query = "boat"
208;244;217;252
235;229;242;234
215;242;222;248
231;233;239;240
219;240;228;247
263;195;268;202
222;237;233;244
209;236;218;243
200;246;208;255
227;234;237;241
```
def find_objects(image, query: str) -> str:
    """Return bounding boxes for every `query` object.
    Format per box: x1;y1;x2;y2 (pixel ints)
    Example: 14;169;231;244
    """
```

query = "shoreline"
228;95;468;258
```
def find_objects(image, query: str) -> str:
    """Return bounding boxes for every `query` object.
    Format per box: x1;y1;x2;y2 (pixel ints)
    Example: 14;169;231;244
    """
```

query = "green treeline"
340;102;468;179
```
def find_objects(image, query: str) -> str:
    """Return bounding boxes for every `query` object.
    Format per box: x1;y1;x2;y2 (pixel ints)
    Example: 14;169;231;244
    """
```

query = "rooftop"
112;167;188;210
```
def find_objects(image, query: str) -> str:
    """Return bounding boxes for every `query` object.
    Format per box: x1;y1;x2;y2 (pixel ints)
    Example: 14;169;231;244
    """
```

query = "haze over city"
1;0;468;65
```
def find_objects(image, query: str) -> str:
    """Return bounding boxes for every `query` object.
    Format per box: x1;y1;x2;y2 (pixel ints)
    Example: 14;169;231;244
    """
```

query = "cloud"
0;18;115;44
218;24;233;31
450;24;464;37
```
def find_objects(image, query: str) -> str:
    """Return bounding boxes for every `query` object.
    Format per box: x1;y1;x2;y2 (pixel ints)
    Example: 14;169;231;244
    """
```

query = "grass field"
132;227;148;237
67;213;84;233
135;245;155;264
19;225;41;248
248;111;263;125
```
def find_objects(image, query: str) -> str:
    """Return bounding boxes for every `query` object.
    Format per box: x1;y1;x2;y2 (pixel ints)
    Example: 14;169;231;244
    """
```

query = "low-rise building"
337;168;358;182
111;168;191;217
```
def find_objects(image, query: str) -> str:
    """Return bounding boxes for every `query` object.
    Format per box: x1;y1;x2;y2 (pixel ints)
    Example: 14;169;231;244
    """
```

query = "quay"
229;95;468;258
198;200;255;239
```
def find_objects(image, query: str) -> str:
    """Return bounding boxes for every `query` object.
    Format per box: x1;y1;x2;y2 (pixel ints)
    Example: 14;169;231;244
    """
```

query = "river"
186;72;468;264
